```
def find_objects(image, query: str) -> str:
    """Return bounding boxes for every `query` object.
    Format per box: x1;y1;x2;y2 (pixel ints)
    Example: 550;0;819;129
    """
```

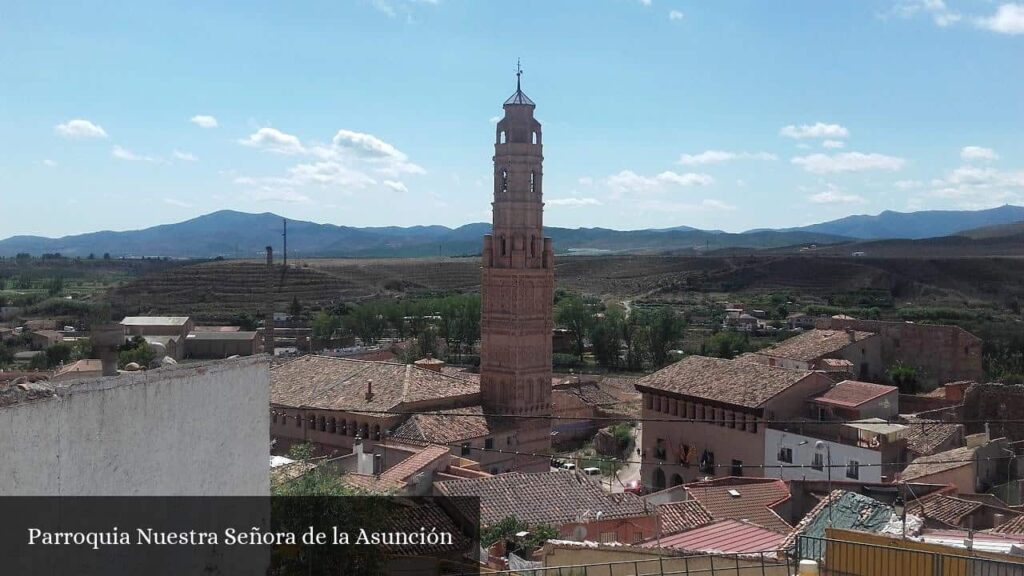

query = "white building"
0;356;270;495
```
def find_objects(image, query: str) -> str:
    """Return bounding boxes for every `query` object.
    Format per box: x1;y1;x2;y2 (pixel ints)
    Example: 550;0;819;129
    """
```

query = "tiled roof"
956;493;1010;509
908;494;983;527
902;446;976;481
755;330;874;362
636;356;816;409
684;477;792;534
782;490;894;556
271;355;479;414
991;514;1024;535
657;500;714;534
813;380;897;408
435;471;650;527
641;519;787;554
901;415;964;457
340;444;452;495
392;405;507;444
556;382;620;406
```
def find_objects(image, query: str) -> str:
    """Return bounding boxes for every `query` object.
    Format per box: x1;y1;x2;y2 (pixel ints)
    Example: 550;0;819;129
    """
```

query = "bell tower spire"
479;63;553;472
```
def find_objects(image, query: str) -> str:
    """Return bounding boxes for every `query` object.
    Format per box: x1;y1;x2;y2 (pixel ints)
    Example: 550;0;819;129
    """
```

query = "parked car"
582;467;601;476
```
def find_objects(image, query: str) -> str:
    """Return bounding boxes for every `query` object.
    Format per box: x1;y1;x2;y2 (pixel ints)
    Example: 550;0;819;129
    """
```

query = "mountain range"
2;205;1023;259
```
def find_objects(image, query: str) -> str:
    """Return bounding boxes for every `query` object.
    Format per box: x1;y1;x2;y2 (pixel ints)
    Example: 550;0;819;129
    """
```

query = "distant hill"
0;210;850;258
767;204;1024;240
957;220;1024;240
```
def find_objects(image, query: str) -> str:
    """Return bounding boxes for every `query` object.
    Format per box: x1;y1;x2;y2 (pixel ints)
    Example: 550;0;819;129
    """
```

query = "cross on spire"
516;58;522;91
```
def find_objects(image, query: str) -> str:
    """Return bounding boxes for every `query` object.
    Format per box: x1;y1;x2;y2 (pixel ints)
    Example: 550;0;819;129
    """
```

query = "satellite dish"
570;525;587;542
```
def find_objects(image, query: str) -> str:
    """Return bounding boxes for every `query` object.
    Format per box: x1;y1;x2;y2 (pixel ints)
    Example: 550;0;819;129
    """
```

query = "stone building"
478;69;554;471
817;316;983;387
742;328;882;381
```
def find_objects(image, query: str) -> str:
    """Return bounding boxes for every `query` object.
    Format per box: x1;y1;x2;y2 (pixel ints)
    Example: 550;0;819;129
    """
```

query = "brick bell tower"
480;64;554;470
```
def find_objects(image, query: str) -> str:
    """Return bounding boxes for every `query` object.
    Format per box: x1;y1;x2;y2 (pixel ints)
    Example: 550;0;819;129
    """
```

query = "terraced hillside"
106;253;1024;323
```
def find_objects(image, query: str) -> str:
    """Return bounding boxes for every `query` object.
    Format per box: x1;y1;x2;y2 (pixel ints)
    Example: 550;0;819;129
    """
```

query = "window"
461;443;471;457
500;169;508;193
530;171;536;194
846;460;860;480
329;417;336;433
812;452;824;471
340;420;347;435
655;438;667;460
308;415;315;429
500;130;506;144
653;468;667;491
634;531;645;544
699;450;715;475
485;437;494;449
507;436;513;446
680;444;691;467
719;409;726;427
600;532;616;544
729;411;736;429
646;395;653;410
373;425;381;440
731;459;744;477
319;416;326;432
778;447;793;463
671;399;679;416
490;467;498;475
272;412;278;424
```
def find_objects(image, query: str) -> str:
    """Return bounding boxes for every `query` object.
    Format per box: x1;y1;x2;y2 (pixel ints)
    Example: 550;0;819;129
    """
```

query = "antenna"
282;218;288;269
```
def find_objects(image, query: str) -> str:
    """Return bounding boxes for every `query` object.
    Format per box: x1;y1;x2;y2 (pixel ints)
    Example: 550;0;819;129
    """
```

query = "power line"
270;410;1013;472
269;407;1016;427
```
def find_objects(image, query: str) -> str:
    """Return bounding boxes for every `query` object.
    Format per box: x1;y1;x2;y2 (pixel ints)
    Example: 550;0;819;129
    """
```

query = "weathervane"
516;58;522;92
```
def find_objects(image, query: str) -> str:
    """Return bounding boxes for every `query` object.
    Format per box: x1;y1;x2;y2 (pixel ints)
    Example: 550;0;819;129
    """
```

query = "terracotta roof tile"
636;356;817;409
908;494;984;527
392;405;508;444
683;477;792;534
641;519;787;554
271;355;479;414
900;415;964;457
657;500;714;534
813;380;897;408
902;446;976;481
435;471;650;527
755;330;874;362
992;514;1024;535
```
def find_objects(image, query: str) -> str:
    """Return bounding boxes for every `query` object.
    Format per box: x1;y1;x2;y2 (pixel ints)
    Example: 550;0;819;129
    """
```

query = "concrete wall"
764;428;883;483
0;356;270;495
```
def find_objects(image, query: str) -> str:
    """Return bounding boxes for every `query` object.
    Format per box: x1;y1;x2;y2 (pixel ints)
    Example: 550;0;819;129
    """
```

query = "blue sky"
1;0;1022;238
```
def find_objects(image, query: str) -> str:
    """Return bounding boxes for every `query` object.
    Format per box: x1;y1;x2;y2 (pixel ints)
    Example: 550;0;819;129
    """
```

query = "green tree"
481;516;559;556
704;330;747;359
232;312;259;331
645;306;686;368
590;305;625;369
888;361;920;393
556;294;595;361
288;296;303;317
44;343;73;367
118;336;156;369
621;310;649;371
312;311;343;340
347;305;386;345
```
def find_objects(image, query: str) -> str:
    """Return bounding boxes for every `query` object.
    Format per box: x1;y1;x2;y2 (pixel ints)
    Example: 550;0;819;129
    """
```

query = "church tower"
480;65;553;469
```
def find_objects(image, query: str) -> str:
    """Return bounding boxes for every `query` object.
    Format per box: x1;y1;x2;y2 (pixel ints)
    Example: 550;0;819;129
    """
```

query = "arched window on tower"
530;171;535;194
501;169;508;193
500;130;506;144
501;236;507;256
532;131;538;145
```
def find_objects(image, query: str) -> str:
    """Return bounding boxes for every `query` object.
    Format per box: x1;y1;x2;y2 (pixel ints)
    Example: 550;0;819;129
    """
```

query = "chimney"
91;323;124;377
846;328;856;343
365;379;374;401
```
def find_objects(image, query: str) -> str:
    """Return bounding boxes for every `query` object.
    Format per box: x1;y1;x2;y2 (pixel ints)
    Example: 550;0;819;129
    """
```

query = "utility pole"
282;218;288;269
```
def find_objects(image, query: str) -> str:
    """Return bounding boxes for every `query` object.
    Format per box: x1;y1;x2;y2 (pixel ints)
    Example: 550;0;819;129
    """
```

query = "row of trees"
310;294;482;359
556;295;687;371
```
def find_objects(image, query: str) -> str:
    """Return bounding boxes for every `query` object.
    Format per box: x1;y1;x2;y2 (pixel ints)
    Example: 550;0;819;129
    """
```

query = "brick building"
743;328;882;381
636;355;834;489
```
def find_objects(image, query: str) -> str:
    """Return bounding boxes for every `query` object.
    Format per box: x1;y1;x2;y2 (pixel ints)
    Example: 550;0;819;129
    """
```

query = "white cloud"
669;10;683;20
822;140;845;149
895;179;924;190
383;180;409;192
189;115;219;128
639;0;652;6
605;170;714;196
287;161;377;189
239;127;305;155
489;116;501;124
55;119;108;139
919;164;1024;207
976;3;1024;34
173;150;198;162
578;177;594;186
889;0;961;27
371;0;438;18
332;129;425;175
701;199;736;211
961;146;999;162
791;152;905;174
163;198;193;208
808;184;867;204
111;145;159;162
42;159;57;167
547;197;603;207
677;150;776;165
779;122;850;140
